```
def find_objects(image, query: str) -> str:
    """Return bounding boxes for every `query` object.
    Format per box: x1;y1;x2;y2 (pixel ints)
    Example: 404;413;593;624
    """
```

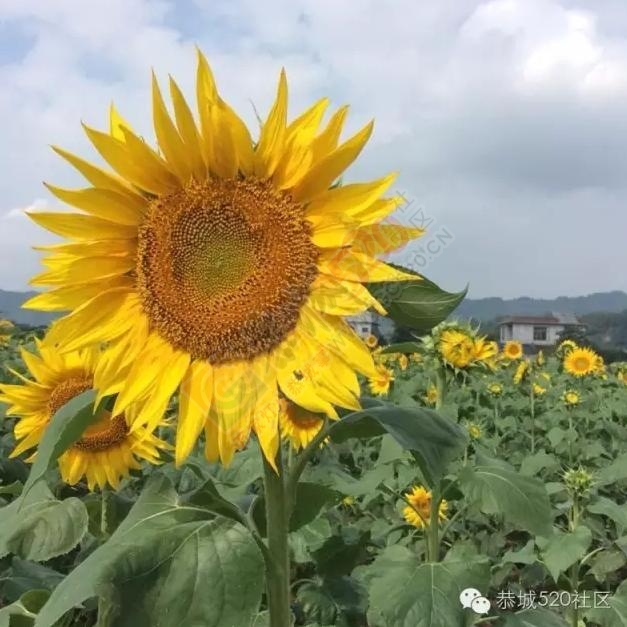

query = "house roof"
498;313;583;326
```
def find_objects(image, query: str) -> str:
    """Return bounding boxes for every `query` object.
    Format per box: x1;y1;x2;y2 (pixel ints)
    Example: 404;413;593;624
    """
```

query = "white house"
497;312;584;347
347;311;395;341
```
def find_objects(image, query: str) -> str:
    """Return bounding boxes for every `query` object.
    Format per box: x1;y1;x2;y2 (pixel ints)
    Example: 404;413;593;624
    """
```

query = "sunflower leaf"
33;474;265;627
367;272;467;333
0;482;88;562
328;399;467;486
21;389;97;500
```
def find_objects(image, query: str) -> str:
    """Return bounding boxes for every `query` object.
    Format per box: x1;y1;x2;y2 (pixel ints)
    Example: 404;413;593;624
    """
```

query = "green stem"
435;367;446;410
428;484;441;562
263;449;292;627
568;413;574;464
529;387;535;454
100;487;109;537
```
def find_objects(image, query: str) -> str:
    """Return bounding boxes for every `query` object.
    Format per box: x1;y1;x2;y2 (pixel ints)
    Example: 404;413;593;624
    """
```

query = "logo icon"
459;588;491;615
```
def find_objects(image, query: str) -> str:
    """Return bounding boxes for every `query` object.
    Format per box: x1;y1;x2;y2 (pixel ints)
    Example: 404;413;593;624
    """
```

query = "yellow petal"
169;76;207;181
254;69;288;178
206;101;238;179
34;239;135;258
45;288;139;352
44;184;145;226
318;249;417;283
83;123;178;195
306;173;397;220
292;120;374;203
176;360;213;466
251;355;279;471
310;105;349;162
109;103;133;141
30;256;134;287
152;72;193;182
308;275;386;316
28;211;137;240
22;276;133;312
221;101;255;175
310;217;356;249
51;146;140;199
351;224;424;257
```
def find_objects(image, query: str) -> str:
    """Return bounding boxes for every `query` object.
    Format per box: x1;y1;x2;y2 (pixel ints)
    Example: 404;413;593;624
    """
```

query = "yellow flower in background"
563;390;581;407
0;342;168;490
487;382;503;397
402;485;448;529
0;319;14;345
503;340;523;360
439;329;475;368
410;353;422;363
424;384;439;406
513;360;529;384
365;334;378;349
398;354;409;371
564;347;600;377
368;365;394;396
593;354;606;374
539;371;551;381
618;370;627;385
557;339;578;355
27;50;425;469
472;338;498;366
279;399;325;451
532;383;546;396
535;350;545;366
468;423;482;440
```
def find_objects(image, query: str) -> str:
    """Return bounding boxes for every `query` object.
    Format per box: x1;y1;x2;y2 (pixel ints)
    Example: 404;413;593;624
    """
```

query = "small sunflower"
562;390;580;407
472;338;498;366
502;341;523;360
557;339;578;355
438;329;475;368
365;334;379;349
398;354;409;371
410;353;422;363
487;382;503;397
0;319;14;345
0;343;168;490
27;50;424;469
563;347;599;377
532;383;546;396
535;350;545;366
279;399;325;451
618;370;627;385
402;485;448;529
368;365;394;396
424;384;439;406
468;423;482;440
513;360;529;384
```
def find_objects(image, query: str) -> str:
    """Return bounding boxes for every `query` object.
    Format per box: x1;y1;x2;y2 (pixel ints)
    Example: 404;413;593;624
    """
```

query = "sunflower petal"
351;224;424;257
176;360;213;466
28;211;136;240
255;69;288;178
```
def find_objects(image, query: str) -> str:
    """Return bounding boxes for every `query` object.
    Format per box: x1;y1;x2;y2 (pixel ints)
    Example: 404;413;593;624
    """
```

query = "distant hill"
0;290;55;326
456;291;627;322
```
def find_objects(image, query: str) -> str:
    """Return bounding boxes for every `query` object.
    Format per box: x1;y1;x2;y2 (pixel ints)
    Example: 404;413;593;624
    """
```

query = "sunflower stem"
263;448;292;627
428;483;441;562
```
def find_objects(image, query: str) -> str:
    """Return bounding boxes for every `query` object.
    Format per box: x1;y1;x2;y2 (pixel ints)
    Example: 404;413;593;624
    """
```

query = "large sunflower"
26;51;423;468
0;343;168;490
502;340;523;360
563;347;599;377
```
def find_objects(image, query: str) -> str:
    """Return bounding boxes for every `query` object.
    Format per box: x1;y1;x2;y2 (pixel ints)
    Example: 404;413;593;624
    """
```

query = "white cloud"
0;0;625;298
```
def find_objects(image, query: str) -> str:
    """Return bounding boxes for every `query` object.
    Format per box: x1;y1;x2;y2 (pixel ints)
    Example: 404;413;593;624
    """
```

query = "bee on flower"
402;485;448;529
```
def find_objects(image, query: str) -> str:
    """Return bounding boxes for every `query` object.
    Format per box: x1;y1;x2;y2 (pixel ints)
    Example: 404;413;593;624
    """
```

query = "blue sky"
1;0;626;298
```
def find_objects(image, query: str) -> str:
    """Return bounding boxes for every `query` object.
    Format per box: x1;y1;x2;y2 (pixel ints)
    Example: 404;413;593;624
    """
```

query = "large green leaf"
367;274;467;333
21;390;97;499
499;608;569;627
584;581;627;626
458;454;552;536
587;497;627;535
0;590;49;627
329;399;467;485
537;525;592;583
34;475;264;627
597;453;627;486
1;559;63;603
361;544;489;627
0;482;87;562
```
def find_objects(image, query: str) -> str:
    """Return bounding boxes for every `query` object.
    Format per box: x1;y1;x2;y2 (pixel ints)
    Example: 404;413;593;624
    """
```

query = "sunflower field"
1;51;627;627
